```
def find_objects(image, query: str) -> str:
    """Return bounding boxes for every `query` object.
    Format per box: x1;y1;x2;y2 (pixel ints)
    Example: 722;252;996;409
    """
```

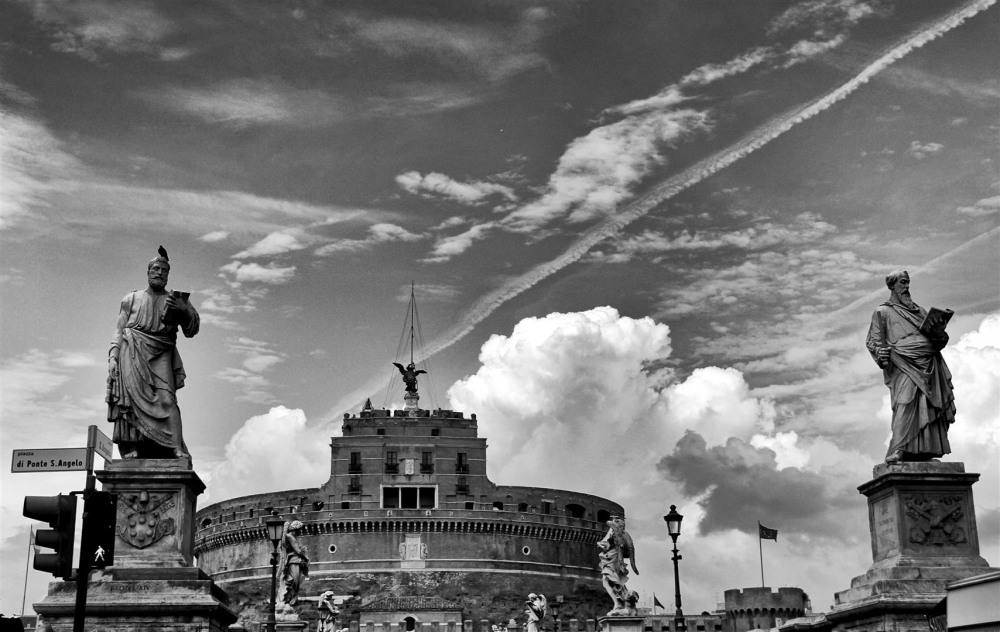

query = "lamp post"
265;512;285;632
663;506;684;632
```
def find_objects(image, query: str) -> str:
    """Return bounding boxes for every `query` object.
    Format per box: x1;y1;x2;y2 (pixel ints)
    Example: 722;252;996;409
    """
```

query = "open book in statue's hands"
919;307;953;338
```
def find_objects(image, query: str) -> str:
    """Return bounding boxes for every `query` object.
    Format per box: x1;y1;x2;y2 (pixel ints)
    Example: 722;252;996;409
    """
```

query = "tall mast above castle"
391;281;428;414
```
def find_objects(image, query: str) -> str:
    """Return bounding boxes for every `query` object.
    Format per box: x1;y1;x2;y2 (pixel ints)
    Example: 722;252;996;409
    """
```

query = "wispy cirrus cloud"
422;222;495;263
501;105;711;231
396;171;517;205
678;47;775;87
907;140;944;159
956;196;1000;217
345;7;548;83
314;222;425;256
594;213;837;263
137;79;347;128
395;283;460;303
220;261;297;285
214;337;286;404
27;0;174;61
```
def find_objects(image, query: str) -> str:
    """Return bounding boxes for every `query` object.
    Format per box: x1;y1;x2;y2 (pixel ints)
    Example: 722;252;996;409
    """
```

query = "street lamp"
265;512;285;632
663;506;684;632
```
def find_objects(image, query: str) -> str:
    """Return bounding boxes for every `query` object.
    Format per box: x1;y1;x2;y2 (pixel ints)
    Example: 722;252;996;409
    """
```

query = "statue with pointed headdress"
597;516;639;616
106;246;200;459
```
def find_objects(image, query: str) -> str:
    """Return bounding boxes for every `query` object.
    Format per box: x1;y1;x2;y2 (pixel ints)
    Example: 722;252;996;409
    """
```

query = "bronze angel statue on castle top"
597;516;639;616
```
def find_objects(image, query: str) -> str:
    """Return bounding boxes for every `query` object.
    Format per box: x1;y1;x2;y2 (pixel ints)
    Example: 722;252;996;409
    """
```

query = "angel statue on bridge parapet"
597;516;639;616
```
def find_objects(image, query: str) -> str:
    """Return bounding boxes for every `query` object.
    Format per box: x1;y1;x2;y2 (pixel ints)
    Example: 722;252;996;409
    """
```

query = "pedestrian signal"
81;491;117;570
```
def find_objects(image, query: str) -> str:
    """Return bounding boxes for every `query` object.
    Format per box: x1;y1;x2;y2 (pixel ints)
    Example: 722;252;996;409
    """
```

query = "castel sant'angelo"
194;371;623;628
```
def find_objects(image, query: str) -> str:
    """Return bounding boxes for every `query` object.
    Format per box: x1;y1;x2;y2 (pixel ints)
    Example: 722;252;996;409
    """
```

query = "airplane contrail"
823;227;1000;323
323;0;996;419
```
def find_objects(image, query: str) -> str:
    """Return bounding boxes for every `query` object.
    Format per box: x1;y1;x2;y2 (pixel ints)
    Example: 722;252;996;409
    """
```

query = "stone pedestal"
828;461;996;632
99;458;204;568
275;622;308;631
33;459;237;631
34;567;237;631
598;616;644;632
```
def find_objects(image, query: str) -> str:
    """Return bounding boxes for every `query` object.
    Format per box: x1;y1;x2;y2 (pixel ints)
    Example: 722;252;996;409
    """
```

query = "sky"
1;0;998;619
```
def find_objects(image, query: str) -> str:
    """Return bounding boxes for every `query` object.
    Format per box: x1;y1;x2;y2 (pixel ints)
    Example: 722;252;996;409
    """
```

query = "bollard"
464;621;473;632
569;619;579;632
351;622;360;632
585;620;595;632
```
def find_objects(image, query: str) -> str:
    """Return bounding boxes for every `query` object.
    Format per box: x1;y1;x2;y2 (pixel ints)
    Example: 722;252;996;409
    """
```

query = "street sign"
87;425;113;463
11;448;89;473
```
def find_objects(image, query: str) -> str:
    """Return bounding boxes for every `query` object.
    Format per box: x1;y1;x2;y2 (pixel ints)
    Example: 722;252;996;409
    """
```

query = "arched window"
404;617;417;631
493;501;505;511
565;503;586;519
597;509;611;523
518;503;528;512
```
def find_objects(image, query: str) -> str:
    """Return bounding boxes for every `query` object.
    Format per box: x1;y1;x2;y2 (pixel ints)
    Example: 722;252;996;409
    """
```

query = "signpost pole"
71;426;107;632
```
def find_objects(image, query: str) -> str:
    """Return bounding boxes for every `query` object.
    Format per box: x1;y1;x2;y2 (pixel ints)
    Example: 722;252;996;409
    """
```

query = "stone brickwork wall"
194;403;624;629
722;587;809;632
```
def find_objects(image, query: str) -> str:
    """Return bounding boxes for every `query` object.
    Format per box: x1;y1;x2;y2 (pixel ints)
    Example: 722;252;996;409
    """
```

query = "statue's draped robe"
866;301;954;459
280;532;309;605
107;290;199;449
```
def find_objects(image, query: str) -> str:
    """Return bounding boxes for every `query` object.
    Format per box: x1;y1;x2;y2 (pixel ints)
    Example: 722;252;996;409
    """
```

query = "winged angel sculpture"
597;516;639;616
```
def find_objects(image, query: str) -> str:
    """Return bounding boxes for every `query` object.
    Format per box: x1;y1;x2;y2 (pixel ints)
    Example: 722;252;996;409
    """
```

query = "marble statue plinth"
828;461;996;632
97;458;205;568
32;458;236;630
33;567;237;632
598;616;644;632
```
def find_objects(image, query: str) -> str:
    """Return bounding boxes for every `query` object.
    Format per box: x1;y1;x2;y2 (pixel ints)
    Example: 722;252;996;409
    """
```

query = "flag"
759;522;778;541
653;594;665;610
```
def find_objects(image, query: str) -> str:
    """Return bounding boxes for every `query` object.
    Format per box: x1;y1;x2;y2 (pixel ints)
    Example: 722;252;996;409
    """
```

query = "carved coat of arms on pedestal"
117;490;177;548
904;494;967;546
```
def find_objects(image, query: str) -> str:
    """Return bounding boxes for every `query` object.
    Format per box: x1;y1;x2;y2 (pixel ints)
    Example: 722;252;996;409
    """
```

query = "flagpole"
22;525;33;616
758;521;765;588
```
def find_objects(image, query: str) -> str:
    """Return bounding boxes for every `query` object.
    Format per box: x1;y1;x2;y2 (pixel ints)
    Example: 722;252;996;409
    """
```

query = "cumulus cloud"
396;171;517;205
206;406;332;502
446;307;777;495
220;261;297;285
657;432;862;538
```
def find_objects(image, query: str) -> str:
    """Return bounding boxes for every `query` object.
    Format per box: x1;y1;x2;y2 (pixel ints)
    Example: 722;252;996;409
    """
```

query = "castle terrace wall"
214;569;608;631
722;587;808;632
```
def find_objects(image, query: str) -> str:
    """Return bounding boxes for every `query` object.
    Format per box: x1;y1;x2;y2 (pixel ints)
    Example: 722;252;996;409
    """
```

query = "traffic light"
80;492;117;569
23;494;77;579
